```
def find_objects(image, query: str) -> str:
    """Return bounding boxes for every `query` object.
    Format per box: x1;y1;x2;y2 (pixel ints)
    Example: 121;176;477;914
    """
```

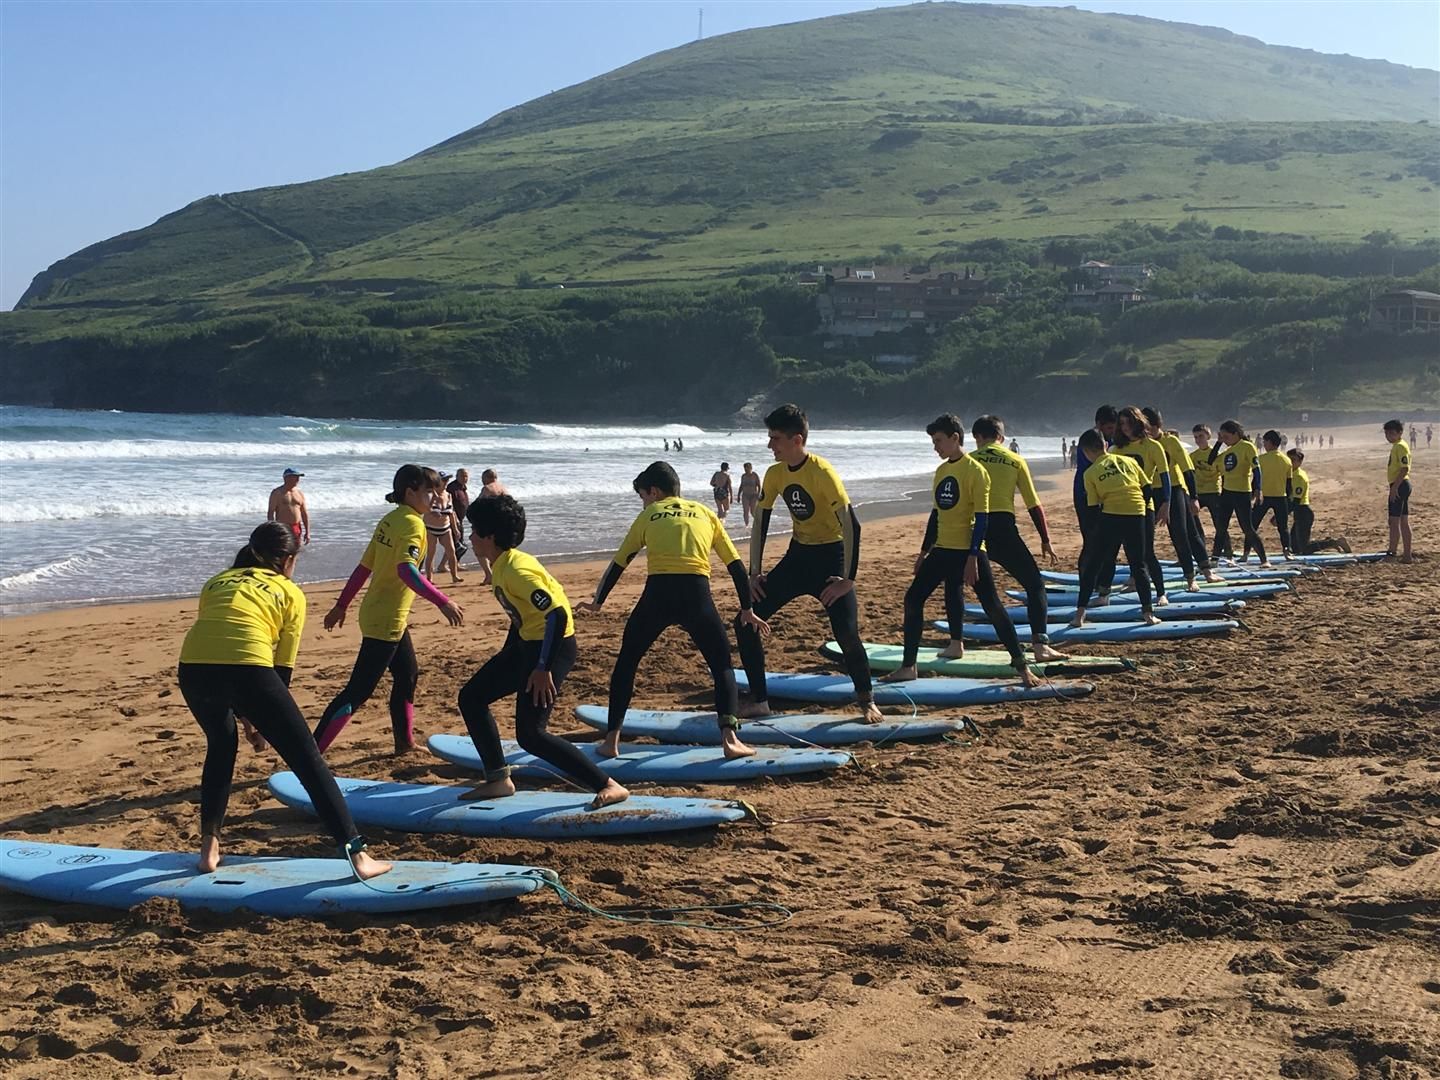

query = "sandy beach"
1;430;1436;1079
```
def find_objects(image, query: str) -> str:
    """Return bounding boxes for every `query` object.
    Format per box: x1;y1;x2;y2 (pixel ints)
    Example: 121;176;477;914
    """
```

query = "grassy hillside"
15;3;1438;308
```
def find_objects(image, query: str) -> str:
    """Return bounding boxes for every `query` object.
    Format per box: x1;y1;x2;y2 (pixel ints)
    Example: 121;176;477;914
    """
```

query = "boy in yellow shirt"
1384;419;1413;563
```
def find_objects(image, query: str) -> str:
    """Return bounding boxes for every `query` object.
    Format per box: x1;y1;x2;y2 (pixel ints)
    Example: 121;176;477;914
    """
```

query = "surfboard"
427;734;851;782
0;838;546;916
819;641;1133;677
1227;553;1382;565
574;705;966;746
1039;567;1301;585
957;599;1240;623
959;619;1239;644
733;670;1092;705
1017;581;1289;603
270;773;747;838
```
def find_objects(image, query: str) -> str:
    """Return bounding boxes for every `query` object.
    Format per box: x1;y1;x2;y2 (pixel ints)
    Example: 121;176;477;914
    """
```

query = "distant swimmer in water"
882;414;1034;686
313;466;464;755
178;522;391;879
1384;419;1413;563
1285;449;1350;555
456;495;628;808
579;461;768;760
267;468;310;546
710;462;734;518
739;404;882;724
737;461;761;526
1069;430;1159;628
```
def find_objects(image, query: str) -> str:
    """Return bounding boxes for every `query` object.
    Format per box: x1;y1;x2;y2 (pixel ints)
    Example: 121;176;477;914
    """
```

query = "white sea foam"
0;552;95;590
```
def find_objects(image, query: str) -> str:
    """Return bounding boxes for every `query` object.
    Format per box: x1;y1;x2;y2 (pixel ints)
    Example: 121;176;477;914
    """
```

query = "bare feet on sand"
589;780;630;809
459;776;517;801
351;851;393;880
720;727;757;759
240;720;267;753
880;666;918;683
197;834;221;874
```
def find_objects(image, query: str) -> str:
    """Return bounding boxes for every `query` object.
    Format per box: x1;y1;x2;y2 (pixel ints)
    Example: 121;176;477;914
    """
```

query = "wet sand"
1;432;1436;1079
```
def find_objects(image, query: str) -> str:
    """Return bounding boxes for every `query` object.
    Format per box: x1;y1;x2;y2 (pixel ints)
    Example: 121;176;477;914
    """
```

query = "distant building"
815;265;996;337
1065;282;1149;310
1076;260;1156;286
1369;289;1440;334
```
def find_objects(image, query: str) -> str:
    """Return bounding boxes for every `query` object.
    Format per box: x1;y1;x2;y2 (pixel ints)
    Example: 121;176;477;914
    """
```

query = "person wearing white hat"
267;467;310;545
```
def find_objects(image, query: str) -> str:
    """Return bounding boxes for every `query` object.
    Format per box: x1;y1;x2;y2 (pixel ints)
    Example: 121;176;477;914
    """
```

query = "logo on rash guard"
783;484;815;520
530;589;552;611
407;545;422;560
1223;452;1238;471
935;476;960;510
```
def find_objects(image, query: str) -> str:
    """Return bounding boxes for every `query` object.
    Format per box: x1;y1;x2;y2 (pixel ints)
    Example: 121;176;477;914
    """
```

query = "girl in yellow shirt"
1249;430;1293;559
178;522;391;880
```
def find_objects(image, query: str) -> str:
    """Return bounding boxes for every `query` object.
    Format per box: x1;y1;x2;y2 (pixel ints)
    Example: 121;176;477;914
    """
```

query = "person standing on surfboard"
967;414;1065;662
579;460;769;760
1250;430;1294;561
737;403;883;724
1144;407;1224;591
178;522;391;880
881;414;1035;687
1206;420;1272;568
1068;431;1160;629
314;465;464;755
456;495;629;808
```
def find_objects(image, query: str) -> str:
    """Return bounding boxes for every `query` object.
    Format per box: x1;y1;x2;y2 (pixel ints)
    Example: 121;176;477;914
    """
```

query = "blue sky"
2;0;1437;310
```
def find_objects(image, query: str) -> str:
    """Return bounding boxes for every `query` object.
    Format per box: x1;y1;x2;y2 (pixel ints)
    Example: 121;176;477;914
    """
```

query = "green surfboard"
821;641;1135;678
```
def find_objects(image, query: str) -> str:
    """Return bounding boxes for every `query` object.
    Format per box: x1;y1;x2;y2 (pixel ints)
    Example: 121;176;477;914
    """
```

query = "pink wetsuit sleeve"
397;562;451;608
335;565;371;610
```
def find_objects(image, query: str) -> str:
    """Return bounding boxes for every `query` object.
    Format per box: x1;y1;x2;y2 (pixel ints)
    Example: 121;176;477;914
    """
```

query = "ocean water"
0;405;1065;614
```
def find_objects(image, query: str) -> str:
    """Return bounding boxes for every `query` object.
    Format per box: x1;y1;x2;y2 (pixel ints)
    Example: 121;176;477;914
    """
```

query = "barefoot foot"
936;640;965;659
459;776;517;801
589;780;630;809
1142;613;1162;626
880;666;919;683
721;728;758;759
1032;643;1065;662
737;701;772;719
598;732;622;759
351;851;393;880
1013;663;1037;688
859;700;884;725
197;834;221;874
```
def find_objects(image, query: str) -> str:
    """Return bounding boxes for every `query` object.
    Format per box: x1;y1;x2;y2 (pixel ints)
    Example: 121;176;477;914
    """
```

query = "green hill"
4;2;1438;422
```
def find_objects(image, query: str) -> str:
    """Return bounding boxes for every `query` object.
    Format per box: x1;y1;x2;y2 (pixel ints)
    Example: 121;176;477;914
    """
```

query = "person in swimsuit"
267;468;310;545
423;478;463;585
1384;419;1413;562
456;495;630;809
313;466;464;755
738;404;882;724
738;462;762;526
710;463;734;519
178;522;390;880
580;461;769;760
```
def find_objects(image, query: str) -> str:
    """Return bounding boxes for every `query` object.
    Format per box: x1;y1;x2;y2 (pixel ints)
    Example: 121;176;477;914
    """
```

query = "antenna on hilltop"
697;8;704;40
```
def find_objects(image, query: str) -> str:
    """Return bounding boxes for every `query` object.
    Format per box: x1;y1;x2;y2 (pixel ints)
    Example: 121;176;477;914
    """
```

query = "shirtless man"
267;468;310;545
475;469;508;583
710;463;734;519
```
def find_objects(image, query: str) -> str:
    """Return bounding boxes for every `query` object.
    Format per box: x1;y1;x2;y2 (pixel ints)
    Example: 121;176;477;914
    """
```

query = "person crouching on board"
458;494;630;809
178;522;391;880
1286;449;1351;556
578;460;769;761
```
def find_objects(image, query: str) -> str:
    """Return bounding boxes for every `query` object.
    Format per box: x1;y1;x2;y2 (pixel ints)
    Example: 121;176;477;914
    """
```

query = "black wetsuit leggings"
1289;506;1346;555
1076;515;1153;612
458;633;608;791
737;541;870;705
983;514;1050;644
1074;491;1096;573
1102;509;1165;600
1215;491;1266;563
314;632;418;754
1197;492;1234;558
903;548;1025;667
178;663;359;846
1249;497;1290;556
1166;494;1212;580
609;574;737;732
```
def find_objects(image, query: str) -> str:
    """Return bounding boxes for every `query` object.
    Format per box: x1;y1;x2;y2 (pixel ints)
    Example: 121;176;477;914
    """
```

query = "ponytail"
231;522;298;574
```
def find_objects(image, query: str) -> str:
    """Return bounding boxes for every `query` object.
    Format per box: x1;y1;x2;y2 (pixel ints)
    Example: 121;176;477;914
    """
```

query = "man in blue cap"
267;467;311;546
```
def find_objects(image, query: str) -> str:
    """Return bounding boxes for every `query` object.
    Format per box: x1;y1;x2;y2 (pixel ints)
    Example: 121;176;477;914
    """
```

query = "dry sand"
1;431;1437;1079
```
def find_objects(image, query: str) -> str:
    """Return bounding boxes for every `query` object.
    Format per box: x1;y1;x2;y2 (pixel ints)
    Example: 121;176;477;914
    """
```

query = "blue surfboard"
958;599;1239;623
1039;567;1301;584
270;773;747;838
0;838;546;916
427;734;851;782
575;705;966;746
1020;581;1289;603
1226;553;1380;565
733;670;1092;705
959;619;1239;644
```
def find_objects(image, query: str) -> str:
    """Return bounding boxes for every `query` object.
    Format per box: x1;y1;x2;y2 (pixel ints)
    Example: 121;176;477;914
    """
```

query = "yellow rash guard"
180;567;306;668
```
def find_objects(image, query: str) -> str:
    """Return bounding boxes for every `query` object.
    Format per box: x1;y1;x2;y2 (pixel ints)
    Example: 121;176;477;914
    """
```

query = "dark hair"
467;493;527;549
743;461;752;469
764;403;808;440
1261;429;1283;449
633;460;680;496
1113;405;1146;448
1192;423;1212;436
1095;404;1118;426
1078;429;1104;455
720;462;729;471
1141;406;1163;428
1383;419;1404;433
926;413;965;438
1219;419;1245;439
232;521;299;574
1287;448;1304;463
971;414;1003;441
385;464;440;504
481;468;498;484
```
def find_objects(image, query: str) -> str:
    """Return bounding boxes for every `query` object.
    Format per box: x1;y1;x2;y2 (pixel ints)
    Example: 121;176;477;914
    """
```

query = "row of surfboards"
0;551;1384;917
